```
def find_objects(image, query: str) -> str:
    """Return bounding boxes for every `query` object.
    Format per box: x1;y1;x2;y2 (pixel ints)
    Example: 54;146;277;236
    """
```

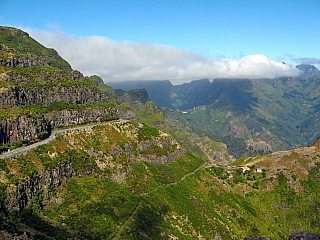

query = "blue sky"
0;0;319;83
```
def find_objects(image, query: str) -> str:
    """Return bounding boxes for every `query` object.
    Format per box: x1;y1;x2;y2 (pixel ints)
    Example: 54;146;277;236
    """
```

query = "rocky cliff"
6;163;74;211
115;88;150;107
45;107;118;127
0;106;118;144
0;114;50;144
0;26;72;71
0;44;48;68
0;69;108;107
246;138;272;154
0;27;118;145
0;84;108;107
2;121;186;211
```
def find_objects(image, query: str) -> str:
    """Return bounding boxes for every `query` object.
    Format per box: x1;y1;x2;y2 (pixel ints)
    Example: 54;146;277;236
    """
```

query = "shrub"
138;124;160;140
38;131;49;140
100;114;119;122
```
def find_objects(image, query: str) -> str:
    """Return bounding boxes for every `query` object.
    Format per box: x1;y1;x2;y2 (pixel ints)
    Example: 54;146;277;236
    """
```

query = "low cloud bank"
28;29;300;84
294;57;320;65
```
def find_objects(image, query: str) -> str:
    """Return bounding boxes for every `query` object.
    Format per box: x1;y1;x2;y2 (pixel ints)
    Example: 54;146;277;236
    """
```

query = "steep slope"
0;27;118;149
0;121;194;238
109;80;176;109
0;26;72;71
108;74;320;156
0;120;320;239
1;26;320;239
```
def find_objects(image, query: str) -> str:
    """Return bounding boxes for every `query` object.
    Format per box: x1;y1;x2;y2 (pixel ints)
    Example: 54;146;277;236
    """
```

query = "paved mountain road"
0;120;126;159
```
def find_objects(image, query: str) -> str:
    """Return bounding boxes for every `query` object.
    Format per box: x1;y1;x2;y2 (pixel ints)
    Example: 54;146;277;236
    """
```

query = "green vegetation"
121;76;320;157
126;152;204;194
138;124;160;140
0;26;72;71
88;75;117;102
99;113;119;122
1;26;320;239
0;139;31;154
0;101;116;121
7;65;94;88
44;176;139;239
0;118;320;239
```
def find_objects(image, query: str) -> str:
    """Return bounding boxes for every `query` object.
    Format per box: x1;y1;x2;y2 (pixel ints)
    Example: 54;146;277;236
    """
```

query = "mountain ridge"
108;75;320;156
0;26;320;240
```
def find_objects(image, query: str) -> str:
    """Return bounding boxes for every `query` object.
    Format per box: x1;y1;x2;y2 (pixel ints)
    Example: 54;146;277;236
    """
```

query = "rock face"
0;82;108;108
289;231;320;240
117;108;136;119
0;55;114;144
6;163;74;211
129;135;187;165
296;64;320;78
45;108;118;128
88;75;104;86
0;26;72;71
0;115;51;144
116;88;150;106
0;28;117;145
0;107;118;144
0;53;49;69
246;138;272;153
226;124;244;138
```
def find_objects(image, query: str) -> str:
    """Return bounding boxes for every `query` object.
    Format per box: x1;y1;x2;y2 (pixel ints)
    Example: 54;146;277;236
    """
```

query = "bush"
100;114;119;122
138;125;160;140
38;131;49;140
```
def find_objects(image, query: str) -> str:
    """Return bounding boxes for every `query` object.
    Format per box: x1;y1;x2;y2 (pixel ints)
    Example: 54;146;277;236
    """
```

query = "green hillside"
0;26;119;148
0;26;72;71
1;26;320;240
109;75;320;156
1;120;320;239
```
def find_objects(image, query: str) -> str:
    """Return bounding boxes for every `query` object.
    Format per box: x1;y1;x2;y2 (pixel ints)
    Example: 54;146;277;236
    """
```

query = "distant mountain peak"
296;64;320;78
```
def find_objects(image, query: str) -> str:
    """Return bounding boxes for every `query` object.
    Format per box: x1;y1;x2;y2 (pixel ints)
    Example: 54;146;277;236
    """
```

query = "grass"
0;27;72;71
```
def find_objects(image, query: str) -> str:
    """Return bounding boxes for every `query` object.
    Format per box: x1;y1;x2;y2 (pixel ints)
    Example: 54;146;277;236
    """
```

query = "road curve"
0;120;127;159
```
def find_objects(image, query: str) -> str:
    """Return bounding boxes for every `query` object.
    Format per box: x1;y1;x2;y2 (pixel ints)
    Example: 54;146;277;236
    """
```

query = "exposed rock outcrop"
0;115;51;144
129;136;187;165
6;163;74;211
0;54;48;68
0;107;118;144
117;108;136;119
0;26;72;71
45;107;118;128
289;231;320;240
0;84;108;107
226;124;244;138
246;138;272;153
116;88;150;106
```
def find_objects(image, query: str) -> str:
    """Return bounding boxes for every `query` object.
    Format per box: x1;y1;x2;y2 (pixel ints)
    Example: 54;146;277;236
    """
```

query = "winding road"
0;120;127;159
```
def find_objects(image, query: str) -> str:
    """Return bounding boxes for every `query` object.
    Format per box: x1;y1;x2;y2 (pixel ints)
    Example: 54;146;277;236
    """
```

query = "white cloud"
294;57;320;66
27;28;300;85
